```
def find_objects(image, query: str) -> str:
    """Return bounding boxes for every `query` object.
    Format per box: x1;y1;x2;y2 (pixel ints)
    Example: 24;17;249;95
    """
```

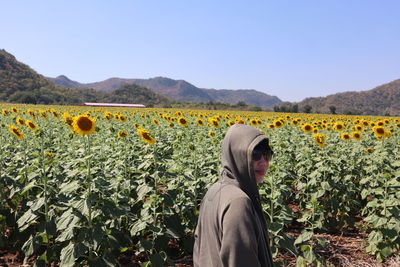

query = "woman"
193;124;274;267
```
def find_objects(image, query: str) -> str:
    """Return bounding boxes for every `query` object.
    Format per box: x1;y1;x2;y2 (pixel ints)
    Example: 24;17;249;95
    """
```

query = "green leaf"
296;256;307;267
31;197;45;211
130;220;147;236
149;253;165;267
268;222;283;235
294;231;313;245
59;180;81;194
368;231;383;244
22;235;42;258
21;180;40;194
380;246;393;257
304;246;317;263
137;184;152;199
165;214;185;238
139;238;153;251
92;225;104;250
60;242;88;267
17;209;37;230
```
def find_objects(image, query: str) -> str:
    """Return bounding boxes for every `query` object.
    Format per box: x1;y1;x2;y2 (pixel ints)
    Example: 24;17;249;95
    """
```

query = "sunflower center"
376;128;384;134
13;129;21;136
142;132;151;140
77;117;93;131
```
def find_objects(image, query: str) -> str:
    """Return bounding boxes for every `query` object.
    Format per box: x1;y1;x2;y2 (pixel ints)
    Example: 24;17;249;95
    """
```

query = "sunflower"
119;115;127;123
250;119;258;126
168;122;174;128
2;109;9;116
177;117;188;127
354;125;363;131
333;121;345;131
16;117;25;126
72;115;96;135
340;132;351;141
118;130;128;138
152;118;159;126
352;131;362;140
361;120;369;127
301;123;314;133
267;123;275;129
227;120;235;127
210;119;220;128
385;130;392;137
373;126;385;137
365;147;374;153
44;152;54;161
208;130;216;137
25;120;37;130
313;133;326;148
28;109;35;117
8;125;24;139
11;107;18;113
235;117;245;124
39;110;47;119
196;118;204;126
104;112;113;120
138;128;155;145
64;115;73;127
274;119;284;128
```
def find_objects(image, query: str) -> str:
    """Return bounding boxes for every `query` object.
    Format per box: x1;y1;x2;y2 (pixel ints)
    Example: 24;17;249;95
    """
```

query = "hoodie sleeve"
219;197;261;267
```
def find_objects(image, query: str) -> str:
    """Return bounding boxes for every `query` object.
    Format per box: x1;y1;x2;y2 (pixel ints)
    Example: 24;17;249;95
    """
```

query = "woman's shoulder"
219;184;251;205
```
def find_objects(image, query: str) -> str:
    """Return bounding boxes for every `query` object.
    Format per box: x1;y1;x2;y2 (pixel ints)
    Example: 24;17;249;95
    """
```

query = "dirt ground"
1;232;399;267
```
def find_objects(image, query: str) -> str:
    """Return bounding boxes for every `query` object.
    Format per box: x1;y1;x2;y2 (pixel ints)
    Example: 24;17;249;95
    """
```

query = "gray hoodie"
193;124;274;267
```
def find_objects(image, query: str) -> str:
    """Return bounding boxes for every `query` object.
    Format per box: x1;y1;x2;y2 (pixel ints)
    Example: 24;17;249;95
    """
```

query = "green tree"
303;105;312;113
329;105;336;114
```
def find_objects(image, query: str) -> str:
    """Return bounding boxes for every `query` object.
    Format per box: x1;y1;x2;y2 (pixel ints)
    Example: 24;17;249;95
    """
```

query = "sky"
1;1;400;102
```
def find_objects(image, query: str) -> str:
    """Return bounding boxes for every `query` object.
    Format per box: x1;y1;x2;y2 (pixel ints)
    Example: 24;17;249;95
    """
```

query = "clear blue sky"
2;1;400;102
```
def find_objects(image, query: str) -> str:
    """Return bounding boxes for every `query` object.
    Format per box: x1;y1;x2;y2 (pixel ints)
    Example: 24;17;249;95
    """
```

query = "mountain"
48;76;282;108
0;49;171;106
202;88;281;109
275;80;400;116
47;75;82;88
0;49;51;101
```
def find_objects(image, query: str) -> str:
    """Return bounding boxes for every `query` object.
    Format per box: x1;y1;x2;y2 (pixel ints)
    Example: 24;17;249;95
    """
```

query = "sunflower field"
1;104;400;266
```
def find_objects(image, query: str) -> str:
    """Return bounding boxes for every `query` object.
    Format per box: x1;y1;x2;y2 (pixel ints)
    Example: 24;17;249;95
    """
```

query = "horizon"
2;1;400;102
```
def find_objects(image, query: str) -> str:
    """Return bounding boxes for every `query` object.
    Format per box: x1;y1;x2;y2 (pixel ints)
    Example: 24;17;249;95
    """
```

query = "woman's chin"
255;175;265;184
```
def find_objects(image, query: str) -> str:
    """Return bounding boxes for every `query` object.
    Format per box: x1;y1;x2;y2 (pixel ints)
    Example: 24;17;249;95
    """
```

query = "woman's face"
252;149;270;184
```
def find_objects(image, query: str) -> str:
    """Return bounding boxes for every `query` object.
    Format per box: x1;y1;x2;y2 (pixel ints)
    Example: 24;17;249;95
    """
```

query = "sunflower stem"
40;135;49;222
152;144;157;226
85;135;94;261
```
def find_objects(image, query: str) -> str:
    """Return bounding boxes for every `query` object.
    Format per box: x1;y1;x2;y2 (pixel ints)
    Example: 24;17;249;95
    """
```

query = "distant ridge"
275;79;400;116
0;49;171;106
47;75;282;109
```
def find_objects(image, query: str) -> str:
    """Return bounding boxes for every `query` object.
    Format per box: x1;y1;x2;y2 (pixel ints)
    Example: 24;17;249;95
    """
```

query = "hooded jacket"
193;124;274;267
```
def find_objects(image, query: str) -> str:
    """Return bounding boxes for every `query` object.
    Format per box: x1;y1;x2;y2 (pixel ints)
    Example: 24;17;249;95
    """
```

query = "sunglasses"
252;148;272;161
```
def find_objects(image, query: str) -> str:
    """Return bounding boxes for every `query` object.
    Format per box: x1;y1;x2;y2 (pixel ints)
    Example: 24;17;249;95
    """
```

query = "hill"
275;80;400;116
48;76;282;109
0;49;171;106
203;88;281;109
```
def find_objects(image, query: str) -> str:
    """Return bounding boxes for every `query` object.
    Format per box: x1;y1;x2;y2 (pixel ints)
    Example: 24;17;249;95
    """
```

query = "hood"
220;123;270;200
